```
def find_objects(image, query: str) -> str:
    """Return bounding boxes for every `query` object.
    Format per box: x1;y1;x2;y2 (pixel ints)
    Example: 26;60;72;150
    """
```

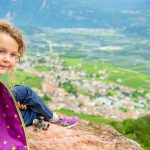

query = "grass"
40;95;52;104
0;69;42;89
56;108;113;124
34;66;49;72
14;70;42;89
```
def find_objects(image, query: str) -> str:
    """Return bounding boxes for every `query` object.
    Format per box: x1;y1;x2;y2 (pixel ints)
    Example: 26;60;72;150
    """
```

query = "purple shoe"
52;115;79;128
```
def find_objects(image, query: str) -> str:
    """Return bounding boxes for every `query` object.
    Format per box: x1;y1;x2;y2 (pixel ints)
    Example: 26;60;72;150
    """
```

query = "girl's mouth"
0;65;8;70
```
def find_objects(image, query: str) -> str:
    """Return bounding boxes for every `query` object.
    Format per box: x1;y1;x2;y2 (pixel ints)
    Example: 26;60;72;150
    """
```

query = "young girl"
0;20;29;150
0;20;79;150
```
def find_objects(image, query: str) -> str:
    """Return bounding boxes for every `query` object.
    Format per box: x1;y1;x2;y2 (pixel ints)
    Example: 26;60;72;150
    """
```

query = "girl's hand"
17;102;27;110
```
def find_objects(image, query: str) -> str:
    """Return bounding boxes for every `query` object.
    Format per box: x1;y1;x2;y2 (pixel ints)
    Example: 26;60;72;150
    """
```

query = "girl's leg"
20;110;37;126
13;84;79;128
12;85;53;121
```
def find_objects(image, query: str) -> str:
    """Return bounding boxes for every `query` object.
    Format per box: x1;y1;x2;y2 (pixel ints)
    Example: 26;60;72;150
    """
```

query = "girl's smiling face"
0;32;19;75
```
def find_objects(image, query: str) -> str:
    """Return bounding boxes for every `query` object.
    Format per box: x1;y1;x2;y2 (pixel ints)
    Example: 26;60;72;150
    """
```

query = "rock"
27;120;143;150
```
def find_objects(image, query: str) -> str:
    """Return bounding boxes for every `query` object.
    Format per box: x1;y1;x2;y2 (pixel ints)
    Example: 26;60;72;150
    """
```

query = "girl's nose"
3;54;11;62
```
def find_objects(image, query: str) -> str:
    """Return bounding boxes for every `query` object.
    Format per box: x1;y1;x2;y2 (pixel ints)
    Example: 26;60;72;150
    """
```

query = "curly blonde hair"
0;20;25;88
0;20;25;59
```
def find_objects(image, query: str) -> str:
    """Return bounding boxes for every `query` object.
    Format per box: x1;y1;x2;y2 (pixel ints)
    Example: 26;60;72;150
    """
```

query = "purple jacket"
0;81;29;150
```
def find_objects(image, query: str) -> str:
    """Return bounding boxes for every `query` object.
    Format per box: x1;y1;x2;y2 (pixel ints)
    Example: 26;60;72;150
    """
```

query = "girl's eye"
11;53;19;61
11;53;18;58
0;49;5;53
11;53;16;56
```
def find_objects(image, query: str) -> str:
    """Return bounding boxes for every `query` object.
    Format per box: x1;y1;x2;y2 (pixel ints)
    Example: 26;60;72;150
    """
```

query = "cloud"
11;0;22;3
121;10;140;15
24;15;33;25
5;11;16;21
67;10;74;17
11;0;17;2
40;0;48;10
75;16;85;21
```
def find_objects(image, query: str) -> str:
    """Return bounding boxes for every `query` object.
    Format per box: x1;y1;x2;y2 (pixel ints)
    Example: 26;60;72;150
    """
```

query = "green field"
14;70;42;89
34;66;49;72
0;69;42;89
62;58;150;92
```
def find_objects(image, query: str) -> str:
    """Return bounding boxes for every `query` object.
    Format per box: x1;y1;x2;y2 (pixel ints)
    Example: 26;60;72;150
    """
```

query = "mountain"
0;0;149;30
27;121;142;150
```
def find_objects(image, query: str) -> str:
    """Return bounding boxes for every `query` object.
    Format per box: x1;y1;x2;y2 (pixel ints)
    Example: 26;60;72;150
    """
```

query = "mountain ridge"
0;0;149;29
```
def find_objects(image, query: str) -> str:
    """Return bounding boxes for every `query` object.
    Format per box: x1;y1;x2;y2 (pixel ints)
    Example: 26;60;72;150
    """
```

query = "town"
17;52;150;121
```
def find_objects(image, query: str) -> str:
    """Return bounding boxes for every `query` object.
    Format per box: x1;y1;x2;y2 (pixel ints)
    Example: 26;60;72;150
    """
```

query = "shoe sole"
65;122;79;129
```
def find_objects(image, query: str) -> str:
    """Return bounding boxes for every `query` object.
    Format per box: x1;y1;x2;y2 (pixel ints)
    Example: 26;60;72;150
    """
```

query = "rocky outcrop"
27;120;143;150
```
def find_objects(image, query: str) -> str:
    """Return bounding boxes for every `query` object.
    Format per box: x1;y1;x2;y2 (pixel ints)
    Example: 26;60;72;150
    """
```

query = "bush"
57;108;150;150
112;115;150;150
60;80;78;96
40;95;52;104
